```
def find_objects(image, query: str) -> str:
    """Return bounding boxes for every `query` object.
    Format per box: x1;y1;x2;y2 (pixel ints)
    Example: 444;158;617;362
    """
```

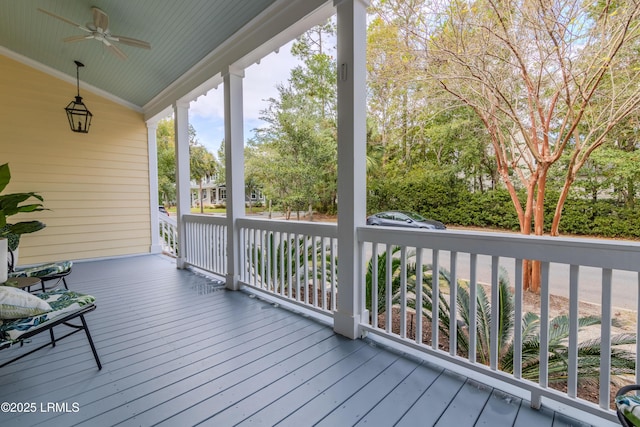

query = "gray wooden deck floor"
0;254;594;426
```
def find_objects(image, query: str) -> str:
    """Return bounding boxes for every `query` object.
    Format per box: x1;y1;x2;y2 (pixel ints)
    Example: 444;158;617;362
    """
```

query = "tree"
249;22;338;218
156;117;216;211
156;118;177;206
190;143;217;213
367;0;497;217
428;0;640;291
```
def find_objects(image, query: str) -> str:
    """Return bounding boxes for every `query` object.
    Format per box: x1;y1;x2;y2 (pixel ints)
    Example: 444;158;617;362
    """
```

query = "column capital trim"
174;100;191;109
334;0;370;8
222;65;245;79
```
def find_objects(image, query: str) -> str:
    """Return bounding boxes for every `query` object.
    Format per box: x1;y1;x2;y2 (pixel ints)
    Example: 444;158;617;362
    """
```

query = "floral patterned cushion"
617;393;640;426
9;260;72;278
0;287;52;319
0;290;95;343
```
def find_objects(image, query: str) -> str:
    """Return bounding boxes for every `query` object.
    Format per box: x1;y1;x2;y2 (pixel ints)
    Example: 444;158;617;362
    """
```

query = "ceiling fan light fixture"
65;61;93;133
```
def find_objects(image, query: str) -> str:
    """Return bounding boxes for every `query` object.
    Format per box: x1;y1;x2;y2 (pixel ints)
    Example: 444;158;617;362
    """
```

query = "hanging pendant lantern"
65;61;93;133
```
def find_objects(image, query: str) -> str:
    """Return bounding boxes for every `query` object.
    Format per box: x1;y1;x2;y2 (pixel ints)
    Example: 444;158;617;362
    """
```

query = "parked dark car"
366;211;446;230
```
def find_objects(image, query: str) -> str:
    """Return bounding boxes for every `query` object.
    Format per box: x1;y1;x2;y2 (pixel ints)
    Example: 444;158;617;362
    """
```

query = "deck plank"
353;361;444;426
274;350;401;426
314;356;421;427
474;389;522;426
0;254;596;427
235;343;380;426
395;370;467;426
434;378;493;426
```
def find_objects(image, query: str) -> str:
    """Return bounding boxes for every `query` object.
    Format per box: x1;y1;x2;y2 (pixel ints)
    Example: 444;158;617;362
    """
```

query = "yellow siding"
0;55;151;265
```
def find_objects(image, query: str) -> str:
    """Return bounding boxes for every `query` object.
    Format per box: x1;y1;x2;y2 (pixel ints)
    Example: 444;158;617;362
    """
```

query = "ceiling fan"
38;6;151;60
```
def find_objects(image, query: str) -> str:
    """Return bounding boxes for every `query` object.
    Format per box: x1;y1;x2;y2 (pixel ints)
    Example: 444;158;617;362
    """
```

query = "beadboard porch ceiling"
0;0;332;115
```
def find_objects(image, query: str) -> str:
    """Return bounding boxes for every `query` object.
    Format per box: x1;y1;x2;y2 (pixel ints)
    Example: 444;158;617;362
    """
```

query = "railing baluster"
287;233;293;299
637;272;640;384
400;246;407;339
540;261;550;389
416;247;423;345
449;251;457;356
432;249;440;350
252;227;257;287
321;237;327;310
490;256;499;370
304;234;311;304
386;243;392;334
279;231;285;296
260;229;266;290
295;233;301;302
568;265;579;398
372;244;379;329
600;268;612;409
313;235;318;308
513;259;523;379
469;253;477;364
331;237;337;311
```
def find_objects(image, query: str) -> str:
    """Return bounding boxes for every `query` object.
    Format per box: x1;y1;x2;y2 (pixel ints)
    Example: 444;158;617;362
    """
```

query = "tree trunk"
551;170;576;236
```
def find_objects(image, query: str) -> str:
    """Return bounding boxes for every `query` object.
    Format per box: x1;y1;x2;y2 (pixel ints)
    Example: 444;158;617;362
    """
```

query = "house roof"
0;0;333;118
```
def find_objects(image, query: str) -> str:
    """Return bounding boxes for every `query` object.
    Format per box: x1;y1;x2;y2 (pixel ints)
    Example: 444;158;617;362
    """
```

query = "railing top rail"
159;214;177;227
358;226;640;272
183;213;227;226
238;217;338;237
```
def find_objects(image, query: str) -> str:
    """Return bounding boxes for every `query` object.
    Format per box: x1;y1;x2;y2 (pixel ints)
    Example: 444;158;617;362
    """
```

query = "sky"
187;40;300;155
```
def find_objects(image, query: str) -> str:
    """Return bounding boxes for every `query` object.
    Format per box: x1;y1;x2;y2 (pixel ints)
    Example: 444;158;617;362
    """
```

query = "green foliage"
246;22;338;216
250;233;336;293
155;118;218;207
368;252;636;386
457;272;634;384
0;163;46;249
364;246;456;341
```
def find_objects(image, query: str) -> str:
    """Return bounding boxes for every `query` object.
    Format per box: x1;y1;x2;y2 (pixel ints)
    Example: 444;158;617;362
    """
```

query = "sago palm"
456;271;636;385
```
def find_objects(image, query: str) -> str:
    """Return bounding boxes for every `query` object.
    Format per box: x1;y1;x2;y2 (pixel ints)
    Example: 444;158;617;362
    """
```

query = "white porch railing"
158;214;178;256
170;216;640;424
182;214;227;276
237;217;338;317
358;226;640;424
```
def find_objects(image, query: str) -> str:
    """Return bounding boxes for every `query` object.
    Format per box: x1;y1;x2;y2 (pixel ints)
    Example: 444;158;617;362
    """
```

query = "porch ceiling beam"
143;0;334;120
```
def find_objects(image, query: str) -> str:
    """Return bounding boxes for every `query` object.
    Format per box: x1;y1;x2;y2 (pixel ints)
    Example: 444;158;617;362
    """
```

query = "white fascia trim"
0;46;143;113
143;0;335;120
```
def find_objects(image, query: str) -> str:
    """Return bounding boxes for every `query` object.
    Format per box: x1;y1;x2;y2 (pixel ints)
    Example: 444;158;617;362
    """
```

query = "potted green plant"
0;163;46;282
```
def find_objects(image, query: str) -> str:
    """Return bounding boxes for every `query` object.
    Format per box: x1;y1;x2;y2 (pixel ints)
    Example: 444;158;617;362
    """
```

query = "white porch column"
333;0;369;339
174;100;191;269
223;66;245;290
147;120;162;254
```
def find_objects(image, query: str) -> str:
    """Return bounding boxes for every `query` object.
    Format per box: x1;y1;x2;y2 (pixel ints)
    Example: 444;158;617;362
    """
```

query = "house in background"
190;174;265;209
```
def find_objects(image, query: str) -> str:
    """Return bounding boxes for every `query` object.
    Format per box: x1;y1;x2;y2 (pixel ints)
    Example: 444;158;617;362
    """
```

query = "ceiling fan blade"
109;35;151;50
37;8;90;32
91;7;109;32
63;35;93;43
104;41;128;60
